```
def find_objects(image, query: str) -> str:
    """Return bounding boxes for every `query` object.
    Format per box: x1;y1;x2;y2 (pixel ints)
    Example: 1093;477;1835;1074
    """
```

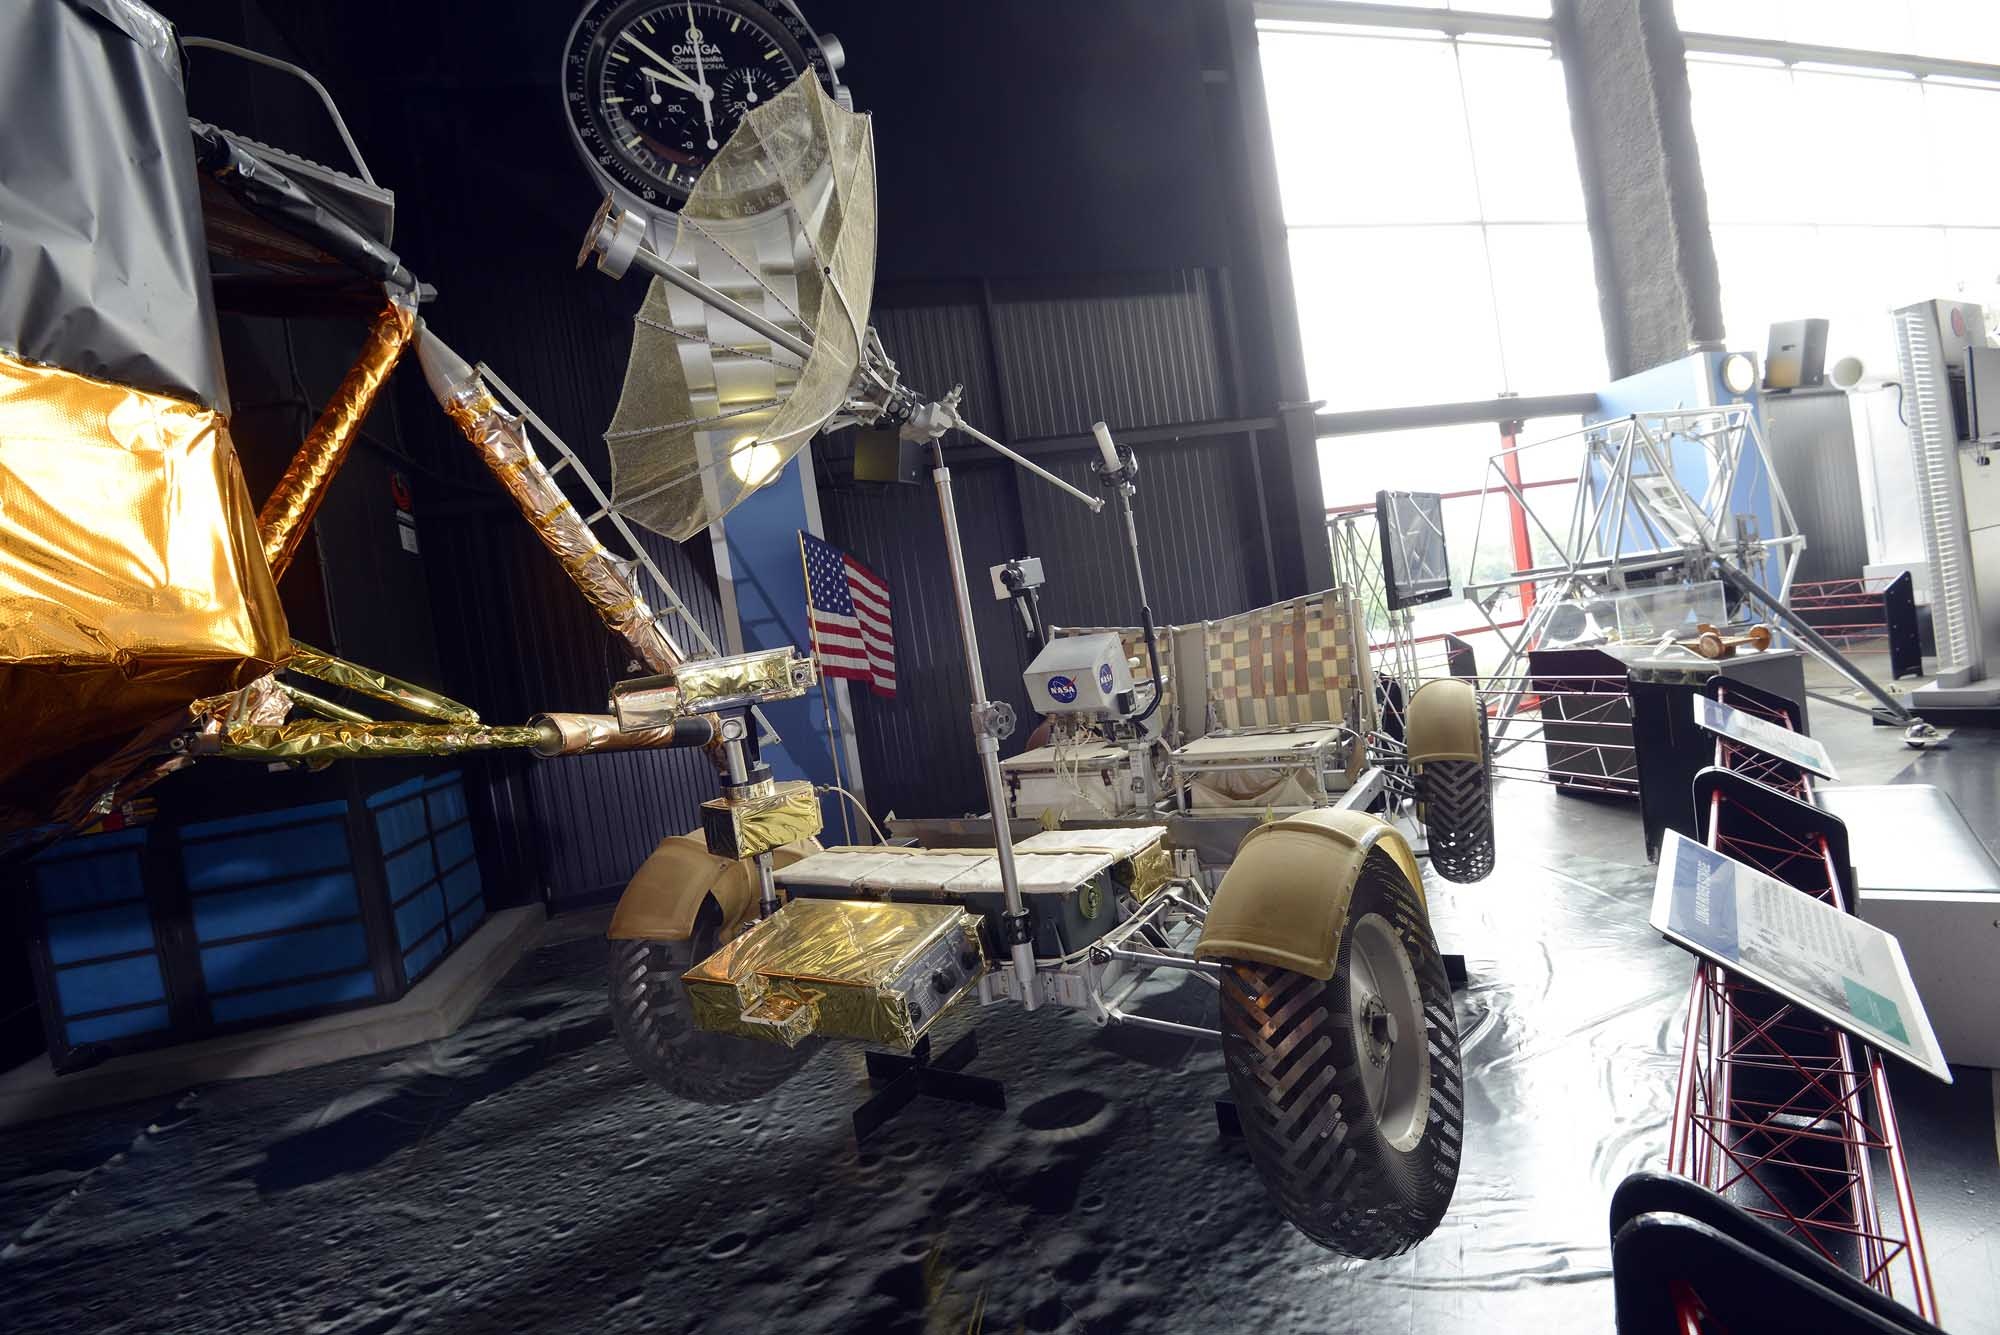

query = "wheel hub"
1346;912;1432;1153
1361;994;1398;1065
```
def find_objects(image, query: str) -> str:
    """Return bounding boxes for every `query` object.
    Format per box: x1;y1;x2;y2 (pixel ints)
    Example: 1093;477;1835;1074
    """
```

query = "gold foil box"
700;779;822;860
667;647;818;714
682;898;984;1051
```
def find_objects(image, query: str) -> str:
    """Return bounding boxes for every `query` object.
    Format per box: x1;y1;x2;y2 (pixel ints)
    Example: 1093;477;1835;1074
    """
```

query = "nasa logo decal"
1098;662;1115;694
1047;675;1079;704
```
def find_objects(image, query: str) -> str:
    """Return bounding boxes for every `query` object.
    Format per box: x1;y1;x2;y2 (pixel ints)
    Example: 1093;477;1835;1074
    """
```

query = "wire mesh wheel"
1419;703;1494;884
607;899;817;1105
1217;850;1464;1258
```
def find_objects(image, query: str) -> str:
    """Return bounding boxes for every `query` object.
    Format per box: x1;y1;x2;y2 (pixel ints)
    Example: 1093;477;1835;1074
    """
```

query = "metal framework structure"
1666;681;1936;1325
1462;407;1803;699
480;365;719;662
1255;0;2000;87
1330;508;1422;796
1329;505;1645;793
1894;300;1988;689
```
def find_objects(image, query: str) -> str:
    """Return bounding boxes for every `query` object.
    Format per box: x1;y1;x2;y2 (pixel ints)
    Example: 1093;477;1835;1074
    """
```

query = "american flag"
800;531;896;697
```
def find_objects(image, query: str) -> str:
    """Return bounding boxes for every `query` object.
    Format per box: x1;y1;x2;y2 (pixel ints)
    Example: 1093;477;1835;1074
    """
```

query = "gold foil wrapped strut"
527;711;718;757
415;327;681;676
257;296;418;581
205;719;544;762
285;640;479;724
277;681;372;725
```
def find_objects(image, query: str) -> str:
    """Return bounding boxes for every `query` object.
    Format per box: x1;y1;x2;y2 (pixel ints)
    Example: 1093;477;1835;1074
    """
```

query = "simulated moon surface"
2;849;1994;1332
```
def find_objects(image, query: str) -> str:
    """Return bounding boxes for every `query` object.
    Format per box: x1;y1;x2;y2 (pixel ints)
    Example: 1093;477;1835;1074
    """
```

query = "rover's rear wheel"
607;900;815;1105
1419;704;1494;884
1218;850;1463;1257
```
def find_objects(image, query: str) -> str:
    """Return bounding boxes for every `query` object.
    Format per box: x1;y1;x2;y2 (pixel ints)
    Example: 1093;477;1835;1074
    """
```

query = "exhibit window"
1680;4;2000;364
1260;11;1607;674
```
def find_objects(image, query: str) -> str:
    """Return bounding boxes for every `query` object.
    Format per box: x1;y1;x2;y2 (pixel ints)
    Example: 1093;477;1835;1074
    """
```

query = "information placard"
1651;829;1949;1082
1691;695;1838;779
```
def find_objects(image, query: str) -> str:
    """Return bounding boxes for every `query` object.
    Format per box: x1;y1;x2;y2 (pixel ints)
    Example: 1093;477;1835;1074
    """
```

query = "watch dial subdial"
720;66;781;122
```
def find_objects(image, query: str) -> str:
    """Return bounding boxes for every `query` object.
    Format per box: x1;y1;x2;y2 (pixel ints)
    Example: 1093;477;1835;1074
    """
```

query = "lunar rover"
602;421;1497;1257
1;12;1494;1257
606;586;1493;1255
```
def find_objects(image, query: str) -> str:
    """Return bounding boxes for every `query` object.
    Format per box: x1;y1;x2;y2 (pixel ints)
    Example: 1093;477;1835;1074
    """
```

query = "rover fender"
607;832;821;943
1405;677;1483;765
1194;809;1423;980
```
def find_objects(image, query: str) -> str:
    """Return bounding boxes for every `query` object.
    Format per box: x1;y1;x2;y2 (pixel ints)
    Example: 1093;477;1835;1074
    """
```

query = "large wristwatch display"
562;0;849;586
563;0;847;217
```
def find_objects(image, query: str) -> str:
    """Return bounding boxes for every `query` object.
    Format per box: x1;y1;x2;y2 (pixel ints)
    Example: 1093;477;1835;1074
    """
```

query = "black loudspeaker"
853;426;925;485
1764;318;1828;390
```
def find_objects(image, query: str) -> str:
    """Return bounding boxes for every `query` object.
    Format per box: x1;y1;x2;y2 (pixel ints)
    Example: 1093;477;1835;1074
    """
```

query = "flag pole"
798;532;856;844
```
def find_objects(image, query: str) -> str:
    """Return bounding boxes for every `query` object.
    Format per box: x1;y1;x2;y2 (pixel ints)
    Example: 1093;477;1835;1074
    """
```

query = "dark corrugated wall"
992;271;1225;437
819;270;1271;820
164;0;1311;891
1762;389;1870;585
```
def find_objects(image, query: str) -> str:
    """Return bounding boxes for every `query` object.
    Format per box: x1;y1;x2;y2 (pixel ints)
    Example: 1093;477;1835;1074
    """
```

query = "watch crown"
817;32;846;72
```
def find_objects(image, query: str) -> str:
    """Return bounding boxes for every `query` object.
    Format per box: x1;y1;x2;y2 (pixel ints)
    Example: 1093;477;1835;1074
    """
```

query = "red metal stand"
1665;682;1937;1327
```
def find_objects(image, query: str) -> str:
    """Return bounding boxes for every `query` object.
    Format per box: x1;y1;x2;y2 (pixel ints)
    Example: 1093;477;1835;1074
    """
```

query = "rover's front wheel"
1217;849;1463;1257
607;900;815;1105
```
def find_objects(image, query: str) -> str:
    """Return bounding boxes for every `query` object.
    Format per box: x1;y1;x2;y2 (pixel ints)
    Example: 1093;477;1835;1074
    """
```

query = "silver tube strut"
932;453;1040;1009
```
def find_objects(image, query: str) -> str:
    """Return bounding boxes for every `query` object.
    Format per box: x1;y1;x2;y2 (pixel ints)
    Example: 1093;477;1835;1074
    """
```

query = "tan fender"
1194;809;1424;980
606;831;822;943
1406;677;1483;764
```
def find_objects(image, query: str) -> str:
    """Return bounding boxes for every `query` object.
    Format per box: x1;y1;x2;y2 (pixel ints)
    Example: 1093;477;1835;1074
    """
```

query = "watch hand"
641;63;702;98
687;3;718;150
621;32;707;98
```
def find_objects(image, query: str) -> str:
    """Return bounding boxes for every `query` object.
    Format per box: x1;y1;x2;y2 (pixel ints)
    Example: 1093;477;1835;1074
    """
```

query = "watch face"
564;0;830;214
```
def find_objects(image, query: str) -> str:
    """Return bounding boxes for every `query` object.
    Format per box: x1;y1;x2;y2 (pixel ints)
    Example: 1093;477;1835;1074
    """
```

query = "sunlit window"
1681;8;2000;366
1261;15;1605;653
1262;25;1604;421
1675;0;2000;67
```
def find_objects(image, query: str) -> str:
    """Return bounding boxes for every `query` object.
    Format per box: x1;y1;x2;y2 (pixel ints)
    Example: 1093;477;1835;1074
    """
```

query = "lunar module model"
0;2;1494;1257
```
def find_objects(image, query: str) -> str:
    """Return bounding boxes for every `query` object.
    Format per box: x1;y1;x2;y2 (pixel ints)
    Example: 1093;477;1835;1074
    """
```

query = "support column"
710;449;865;837
1555;0;1726;377
1213;0;1335;600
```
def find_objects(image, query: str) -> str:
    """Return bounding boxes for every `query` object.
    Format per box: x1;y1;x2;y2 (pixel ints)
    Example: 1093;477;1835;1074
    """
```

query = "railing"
1787;575;1904;646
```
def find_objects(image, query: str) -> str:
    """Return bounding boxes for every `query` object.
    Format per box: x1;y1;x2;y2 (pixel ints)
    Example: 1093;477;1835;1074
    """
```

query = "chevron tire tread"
1420;705;1494;884
607;902;815;1106
1218;852;1464;1257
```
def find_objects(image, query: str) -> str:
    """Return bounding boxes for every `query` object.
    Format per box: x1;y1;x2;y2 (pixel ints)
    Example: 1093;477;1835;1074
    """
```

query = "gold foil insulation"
671;646;817;712
529;711;717;758
276;681;371;725
0;349;289;833
608;674;682;731
285;640;479;724
700;778;823;860
432;360;680;676
1113;841;1174;902
682;898;982;1050
257;297;417;581
206;719;543;762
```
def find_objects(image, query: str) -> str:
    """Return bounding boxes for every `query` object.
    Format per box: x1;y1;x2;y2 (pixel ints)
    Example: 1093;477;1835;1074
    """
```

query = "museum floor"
2;711;1996;1333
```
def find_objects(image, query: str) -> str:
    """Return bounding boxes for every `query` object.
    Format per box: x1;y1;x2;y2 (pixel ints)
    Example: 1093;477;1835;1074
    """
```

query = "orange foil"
257;296;418;580
436;370;681;675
